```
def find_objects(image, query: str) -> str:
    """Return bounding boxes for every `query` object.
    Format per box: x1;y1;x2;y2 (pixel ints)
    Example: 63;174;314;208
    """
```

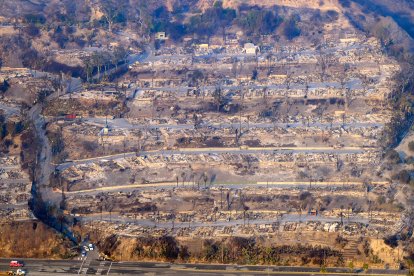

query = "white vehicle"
88;243;94;251
83;245;90;252
16;269;26;275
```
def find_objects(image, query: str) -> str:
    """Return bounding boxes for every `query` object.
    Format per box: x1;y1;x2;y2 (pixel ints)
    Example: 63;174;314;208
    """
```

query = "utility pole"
239;86;244;140
123;136;126;159
220;187;223;209
226;191;230;210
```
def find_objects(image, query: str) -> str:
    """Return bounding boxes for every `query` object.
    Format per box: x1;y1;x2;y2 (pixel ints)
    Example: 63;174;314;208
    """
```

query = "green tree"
189;70;204;89
251;69;258;80
284;16;301;40
83;56;94;83
348;261;354;273
386;149;402;164
0;79;9;93
237;9;282;36
113;46;129;68
188;4;236;37
99;0;129;31
213;86;224;112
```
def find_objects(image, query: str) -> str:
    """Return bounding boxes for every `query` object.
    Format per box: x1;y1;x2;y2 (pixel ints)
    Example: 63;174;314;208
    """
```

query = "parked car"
9;261;24;267
88;244;94;251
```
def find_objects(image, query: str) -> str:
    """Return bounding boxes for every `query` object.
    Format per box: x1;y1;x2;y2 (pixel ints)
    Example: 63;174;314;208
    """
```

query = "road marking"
107;261;113;275
81;258;92;275
77;256;87;275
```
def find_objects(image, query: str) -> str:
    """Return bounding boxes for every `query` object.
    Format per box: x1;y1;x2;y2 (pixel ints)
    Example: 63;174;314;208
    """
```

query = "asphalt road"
91;45;151;81
0;259;408;275
0;178;31;184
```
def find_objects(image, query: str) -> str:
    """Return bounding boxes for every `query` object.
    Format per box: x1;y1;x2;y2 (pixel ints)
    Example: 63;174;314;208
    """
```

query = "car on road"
4;269;26;275
88;243;94;251
16;269;26;275
83;245;90;252
81;250;86;257
9;261;24;267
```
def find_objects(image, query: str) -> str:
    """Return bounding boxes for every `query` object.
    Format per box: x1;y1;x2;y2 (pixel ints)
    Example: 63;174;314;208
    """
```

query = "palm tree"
202;172;208;188
105;202;114;222
266;53;273;75
213;86;223;112
226;191;230;210
243;206;249;226
285;71;293;90
213;207;219;222
57;213;66;232
181;172;186;186
84;57;94;83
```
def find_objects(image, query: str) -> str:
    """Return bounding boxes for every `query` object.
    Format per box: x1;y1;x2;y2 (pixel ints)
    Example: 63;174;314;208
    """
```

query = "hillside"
0;221;74;258
338;0;414;54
